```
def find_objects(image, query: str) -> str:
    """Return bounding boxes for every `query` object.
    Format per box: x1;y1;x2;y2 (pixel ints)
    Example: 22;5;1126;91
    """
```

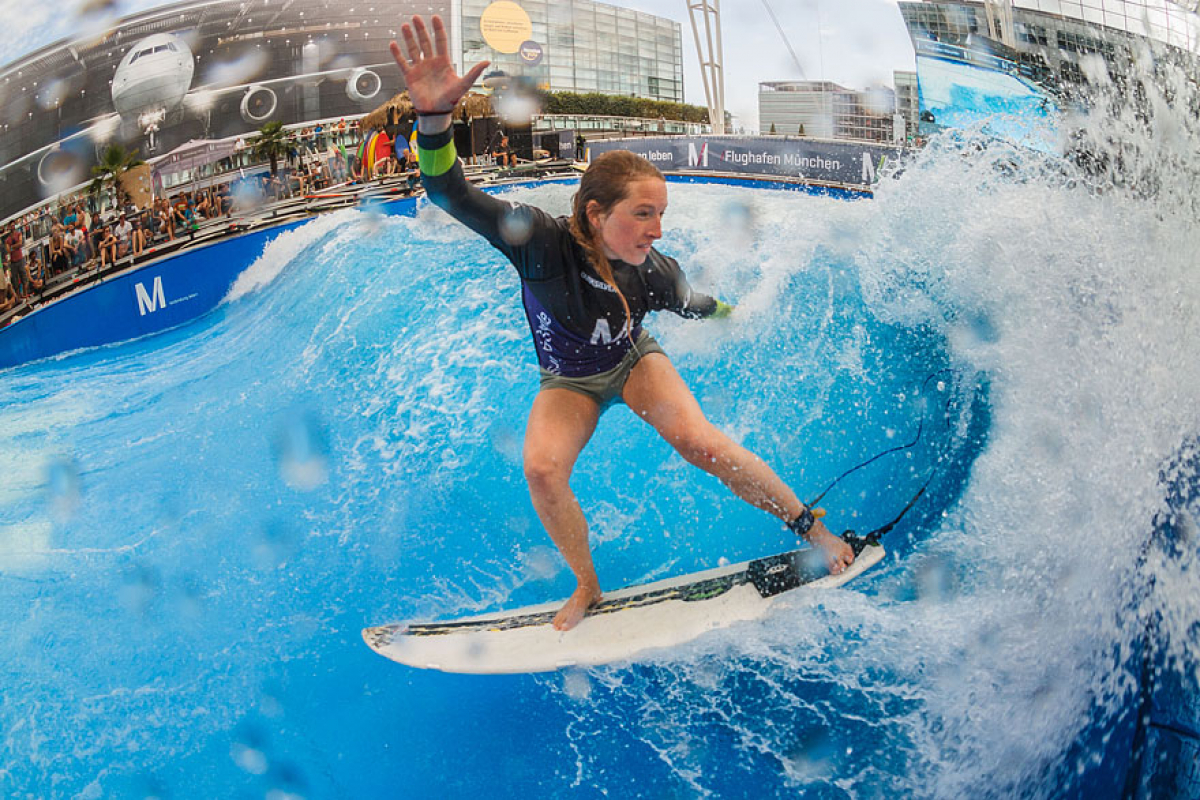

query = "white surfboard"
362;540;886;674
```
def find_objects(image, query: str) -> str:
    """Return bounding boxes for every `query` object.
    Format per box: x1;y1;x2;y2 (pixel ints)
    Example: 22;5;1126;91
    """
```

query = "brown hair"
569;150;664;342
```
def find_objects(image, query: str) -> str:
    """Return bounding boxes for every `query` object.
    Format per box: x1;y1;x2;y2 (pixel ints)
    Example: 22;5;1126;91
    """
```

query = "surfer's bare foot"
806;521;855;574
553;583;601;631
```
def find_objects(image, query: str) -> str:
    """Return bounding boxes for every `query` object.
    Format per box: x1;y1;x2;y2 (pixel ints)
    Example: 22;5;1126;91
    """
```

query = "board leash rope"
806;369;958;555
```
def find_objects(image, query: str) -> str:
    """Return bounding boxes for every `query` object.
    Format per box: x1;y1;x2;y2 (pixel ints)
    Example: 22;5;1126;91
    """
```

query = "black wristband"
788;507;816;538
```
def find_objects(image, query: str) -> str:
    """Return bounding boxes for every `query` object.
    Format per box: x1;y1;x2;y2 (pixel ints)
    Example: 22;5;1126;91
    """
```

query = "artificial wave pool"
2;137;1199;797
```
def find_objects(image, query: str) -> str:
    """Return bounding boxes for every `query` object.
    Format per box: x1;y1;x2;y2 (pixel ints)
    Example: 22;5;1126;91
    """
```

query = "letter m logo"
687;141;709;168
862;152;886;185
135;276;166;316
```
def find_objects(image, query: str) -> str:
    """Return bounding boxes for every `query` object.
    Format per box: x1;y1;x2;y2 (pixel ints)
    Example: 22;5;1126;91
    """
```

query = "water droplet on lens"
118;563;161;616
520;546;560;581
499;203;533;245
274;411;330;491
231;177;265;215
231;724;270;775
786;727;836;781
231;742;269;776
721;199;755;247
359;197;386;236
489;421;521;463
46;456;82;523
494;89;539;124
914;554;957;603
169;574;205;620
252;520;299;570
201;49;269;88
562;668;591;701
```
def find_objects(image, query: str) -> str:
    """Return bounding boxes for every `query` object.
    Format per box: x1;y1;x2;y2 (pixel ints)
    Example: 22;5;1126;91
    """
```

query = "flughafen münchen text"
640;149;842;171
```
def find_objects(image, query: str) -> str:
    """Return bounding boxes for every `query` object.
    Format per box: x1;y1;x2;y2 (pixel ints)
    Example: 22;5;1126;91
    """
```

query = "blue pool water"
3;135;1200;796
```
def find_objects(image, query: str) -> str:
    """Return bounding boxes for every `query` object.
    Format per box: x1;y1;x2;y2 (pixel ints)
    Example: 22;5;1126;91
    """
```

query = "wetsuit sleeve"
644;251;719;319
417;126;559;281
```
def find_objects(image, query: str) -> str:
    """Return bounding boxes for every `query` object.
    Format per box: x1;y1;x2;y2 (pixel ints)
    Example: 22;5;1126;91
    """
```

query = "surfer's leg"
523;388;604;630
622;353;853;573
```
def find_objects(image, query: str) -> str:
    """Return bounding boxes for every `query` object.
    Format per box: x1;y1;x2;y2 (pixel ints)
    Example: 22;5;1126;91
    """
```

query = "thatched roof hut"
360;91;415;132
459;92;493;120
361;91;494;132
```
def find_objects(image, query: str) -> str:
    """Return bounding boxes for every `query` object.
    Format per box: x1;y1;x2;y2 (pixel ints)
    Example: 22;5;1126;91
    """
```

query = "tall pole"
983;0;1016;48
687;0;726;134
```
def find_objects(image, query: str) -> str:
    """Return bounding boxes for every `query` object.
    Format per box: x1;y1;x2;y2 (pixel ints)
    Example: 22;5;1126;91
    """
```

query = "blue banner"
585;136;900;188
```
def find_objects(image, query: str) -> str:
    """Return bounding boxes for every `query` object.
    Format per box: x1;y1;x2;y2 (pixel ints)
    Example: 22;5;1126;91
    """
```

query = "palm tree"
90;143;145;209
252;121;291;176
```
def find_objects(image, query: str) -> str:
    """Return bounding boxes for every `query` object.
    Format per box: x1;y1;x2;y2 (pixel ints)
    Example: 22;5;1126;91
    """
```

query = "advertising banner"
585;136;901;188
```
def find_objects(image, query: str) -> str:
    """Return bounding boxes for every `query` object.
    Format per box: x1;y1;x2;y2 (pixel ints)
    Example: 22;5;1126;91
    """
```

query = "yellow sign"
480;1;532;55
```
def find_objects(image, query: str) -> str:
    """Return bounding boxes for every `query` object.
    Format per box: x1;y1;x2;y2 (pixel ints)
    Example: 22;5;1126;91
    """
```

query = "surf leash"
803;369;958;556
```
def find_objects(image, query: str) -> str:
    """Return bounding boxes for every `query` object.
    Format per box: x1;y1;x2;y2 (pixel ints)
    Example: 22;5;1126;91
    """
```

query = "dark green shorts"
538;331;666;407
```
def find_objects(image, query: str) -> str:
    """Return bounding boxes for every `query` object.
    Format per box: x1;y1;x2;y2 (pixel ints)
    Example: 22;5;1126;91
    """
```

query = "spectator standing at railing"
4;224;29;299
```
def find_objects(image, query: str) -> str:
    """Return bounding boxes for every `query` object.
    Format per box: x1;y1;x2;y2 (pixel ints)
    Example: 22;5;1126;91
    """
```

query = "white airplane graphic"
9;30;393;190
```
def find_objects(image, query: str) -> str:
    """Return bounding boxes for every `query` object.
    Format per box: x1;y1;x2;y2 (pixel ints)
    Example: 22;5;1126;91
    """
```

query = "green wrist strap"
419;140;458;177
712;300;735;319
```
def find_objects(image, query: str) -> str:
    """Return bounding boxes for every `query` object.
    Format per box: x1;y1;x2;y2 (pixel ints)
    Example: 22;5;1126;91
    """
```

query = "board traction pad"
363;543;882;649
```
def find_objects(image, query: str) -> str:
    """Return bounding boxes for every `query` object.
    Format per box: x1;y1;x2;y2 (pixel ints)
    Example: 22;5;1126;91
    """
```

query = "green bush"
540;91;710;123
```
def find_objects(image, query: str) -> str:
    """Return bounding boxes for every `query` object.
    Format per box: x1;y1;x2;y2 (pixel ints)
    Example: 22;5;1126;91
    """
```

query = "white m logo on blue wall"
135;276;166;316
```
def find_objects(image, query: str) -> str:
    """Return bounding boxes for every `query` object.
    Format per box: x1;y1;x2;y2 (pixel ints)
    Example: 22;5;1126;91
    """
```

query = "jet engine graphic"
346;68;382;103
240;85;279;123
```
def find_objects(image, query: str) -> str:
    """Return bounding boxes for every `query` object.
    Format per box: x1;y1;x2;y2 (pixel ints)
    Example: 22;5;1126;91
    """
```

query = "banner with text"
585;136;901;188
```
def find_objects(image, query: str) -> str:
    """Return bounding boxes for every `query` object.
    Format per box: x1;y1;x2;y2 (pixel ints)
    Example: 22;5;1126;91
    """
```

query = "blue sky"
3;0;916;133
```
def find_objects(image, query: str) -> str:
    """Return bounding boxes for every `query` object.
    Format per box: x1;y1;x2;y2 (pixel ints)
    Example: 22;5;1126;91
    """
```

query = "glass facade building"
758;81;897;144
458;0;684;102
899;0;1200;74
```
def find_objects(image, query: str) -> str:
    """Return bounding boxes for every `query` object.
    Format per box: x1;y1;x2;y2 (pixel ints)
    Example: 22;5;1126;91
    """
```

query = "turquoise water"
3;130;1199;795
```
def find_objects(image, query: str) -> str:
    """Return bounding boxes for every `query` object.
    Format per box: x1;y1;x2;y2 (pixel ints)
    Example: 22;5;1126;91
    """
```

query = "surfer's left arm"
645;251;734;320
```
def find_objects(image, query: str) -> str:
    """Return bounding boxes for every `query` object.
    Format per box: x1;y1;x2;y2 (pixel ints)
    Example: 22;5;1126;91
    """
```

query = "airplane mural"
0;0;443;219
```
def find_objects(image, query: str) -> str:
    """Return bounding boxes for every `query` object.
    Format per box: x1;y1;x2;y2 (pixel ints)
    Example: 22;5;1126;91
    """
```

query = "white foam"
223;209;359;303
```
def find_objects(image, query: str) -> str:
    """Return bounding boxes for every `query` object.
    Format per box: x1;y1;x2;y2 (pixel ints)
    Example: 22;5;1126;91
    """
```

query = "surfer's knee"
523;455;572;495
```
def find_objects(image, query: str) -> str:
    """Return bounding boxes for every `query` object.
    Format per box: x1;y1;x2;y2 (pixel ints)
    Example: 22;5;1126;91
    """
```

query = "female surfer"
390;15;854;631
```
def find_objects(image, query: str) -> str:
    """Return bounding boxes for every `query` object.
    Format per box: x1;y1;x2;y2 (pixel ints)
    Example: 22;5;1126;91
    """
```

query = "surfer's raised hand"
389;15;489;117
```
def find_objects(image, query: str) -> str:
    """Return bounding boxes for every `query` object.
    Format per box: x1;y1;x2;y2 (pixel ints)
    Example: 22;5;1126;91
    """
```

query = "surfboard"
362;538;886;674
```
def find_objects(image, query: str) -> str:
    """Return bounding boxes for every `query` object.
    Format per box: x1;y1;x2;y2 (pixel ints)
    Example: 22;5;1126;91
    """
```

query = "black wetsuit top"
417;125;718;377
